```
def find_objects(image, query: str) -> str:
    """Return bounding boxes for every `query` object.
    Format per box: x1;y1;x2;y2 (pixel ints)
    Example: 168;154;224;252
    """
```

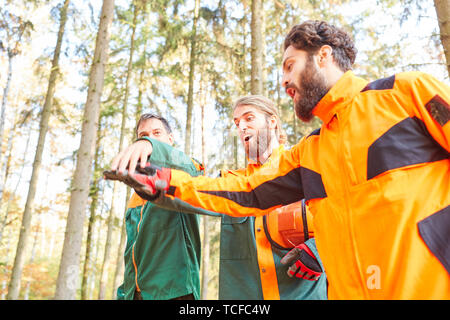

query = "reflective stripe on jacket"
150;144;327;299
218;146;327;299
164;71;450;299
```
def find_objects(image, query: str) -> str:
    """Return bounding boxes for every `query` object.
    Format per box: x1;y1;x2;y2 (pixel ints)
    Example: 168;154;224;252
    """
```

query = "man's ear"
168;133;174;146
269;115;277;130
317;45;333;68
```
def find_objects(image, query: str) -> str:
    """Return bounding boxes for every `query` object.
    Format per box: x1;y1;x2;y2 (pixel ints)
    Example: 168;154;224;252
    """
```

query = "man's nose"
281;73;289;88
238;120;248;131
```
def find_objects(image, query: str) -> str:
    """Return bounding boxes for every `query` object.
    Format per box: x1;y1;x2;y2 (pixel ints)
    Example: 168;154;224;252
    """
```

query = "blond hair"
232;95;287;144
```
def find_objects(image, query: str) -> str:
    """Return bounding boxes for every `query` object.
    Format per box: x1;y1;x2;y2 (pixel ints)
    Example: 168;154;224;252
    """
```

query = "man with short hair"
116;113;203;300
110;21;450;299
218;95;326;299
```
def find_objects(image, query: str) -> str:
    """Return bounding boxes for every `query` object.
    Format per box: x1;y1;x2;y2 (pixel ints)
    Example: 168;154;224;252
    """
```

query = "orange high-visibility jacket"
163;71;450;299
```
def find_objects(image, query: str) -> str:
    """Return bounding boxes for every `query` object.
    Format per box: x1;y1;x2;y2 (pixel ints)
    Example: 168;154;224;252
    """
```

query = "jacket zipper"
335;113;369;297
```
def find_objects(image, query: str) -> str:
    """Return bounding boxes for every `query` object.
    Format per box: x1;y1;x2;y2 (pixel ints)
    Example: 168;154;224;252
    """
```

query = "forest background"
0;0;448;300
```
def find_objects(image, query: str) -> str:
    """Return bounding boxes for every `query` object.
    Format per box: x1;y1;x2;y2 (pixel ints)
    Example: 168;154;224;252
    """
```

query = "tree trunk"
6;0;70;300
0;51;15;204
110;187;129;299
24;214;41;300
250;0;264;95
97;182;118;299
184;0;200;155
200;86;210;299
54;0;115;300
434;0;450;76
80;119;103;300
0;120;31;244
0;50;13;154
98;2;138;300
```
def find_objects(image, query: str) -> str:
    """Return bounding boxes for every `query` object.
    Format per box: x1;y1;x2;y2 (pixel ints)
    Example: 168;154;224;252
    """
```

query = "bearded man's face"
282;46;330;121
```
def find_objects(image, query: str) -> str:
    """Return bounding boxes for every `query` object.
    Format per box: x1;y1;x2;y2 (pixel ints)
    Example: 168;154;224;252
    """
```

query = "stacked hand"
280;243;323;281
111;139;154;175
103;139;171;200
103;163;171;201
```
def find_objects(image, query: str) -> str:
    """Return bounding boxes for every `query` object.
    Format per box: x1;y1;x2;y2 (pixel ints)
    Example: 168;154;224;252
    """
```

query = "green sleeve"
153;192;222;217
139;136;202;177
139;136;221;217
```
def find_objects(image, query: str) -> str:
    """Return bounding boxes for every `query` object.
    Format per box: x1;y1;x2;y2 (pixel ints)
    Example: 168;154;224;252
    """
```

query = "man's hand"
280;243;322;281
111;139;153;175
103;163;171;201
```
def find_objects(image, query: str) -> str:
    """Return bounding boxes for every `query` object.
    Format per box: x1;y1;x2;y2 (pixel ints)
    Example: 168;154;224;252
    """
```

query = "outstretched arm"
107;140;306;217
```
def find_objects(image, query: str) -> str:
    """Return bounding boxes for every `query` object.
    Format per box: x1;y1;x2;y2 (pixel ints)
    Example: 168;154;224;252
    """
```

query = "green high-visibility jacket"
117;138;203;300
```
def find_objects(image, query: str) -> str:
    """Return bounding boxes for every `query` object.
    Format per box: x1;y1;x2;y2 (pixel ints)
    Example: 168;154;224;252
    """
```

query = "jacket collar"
313;71;368;125
247;144;285;173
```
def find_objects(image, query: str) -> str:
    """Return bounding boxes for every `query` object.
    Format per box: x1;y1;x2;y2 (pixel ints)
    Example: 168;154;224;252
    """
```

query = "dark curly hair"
284;20;357;72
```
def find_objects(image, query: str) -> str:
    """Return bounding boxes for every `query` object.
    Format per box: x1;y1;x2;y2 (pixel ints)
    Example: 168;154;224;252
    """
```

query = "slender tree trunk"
184;0;200;155
111;187;129;299
250;0;264;95
0;121;31;244
434;0;450;76
98;182;117;299
135;37;148;124
98;2;138;300
200;82;210;299
0;50;13;152
54;0;115;300
80;119;103;300
24;215;41;300
6;2;70;300
0;52;14;203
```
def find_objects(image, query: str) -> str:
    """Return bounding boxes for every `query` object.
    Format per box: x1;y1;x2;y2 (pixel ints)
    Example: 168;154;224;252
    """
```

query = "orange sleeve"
165;143;305;217
400;72;450;152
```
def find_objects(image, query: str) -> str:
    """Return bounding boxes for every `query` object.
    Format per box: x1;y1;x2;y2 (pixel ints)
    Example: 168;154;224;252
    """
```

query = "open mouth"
244;135;252;142
286;87;296;99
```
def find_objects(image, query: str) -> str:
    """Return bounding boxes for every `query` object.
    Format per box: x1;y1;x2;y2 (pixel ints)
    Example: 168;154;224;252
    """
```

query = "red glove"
280;243;322;281
103;163;171;201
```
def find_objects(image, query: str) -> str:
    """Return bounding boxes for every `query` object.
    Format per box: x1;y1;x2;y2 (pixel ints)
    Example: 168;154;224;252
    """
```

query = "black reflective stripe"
301;199;309;241
198;167;304;210
300;167;327;200
262;215;292;250
426;94;450;127
361;75;395;92
367;117;449;180
307;128;321;138
418;205;450;274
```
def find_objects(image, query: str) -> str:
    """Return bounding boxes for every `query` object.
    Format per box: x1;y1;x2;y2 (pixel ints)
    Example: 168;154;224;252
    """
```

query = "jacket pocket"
220;216;253;260
418;205;450;274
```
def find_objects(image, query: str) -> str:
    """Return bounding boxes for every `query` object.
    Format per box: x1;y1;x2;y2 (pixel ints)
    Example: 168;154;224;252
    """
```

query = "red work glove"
280;243;322;281
103;163;171;201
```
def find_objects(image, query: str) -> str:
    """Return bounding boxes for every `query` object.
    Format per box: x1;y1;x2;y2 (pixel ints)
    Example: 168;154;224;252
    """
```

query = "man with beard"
107;20;450;299
213;95;326;299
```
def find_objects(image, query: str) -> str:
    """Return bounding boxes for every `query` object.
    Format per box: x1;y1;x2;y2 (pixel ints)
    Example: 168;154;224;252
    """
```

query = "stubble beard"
246;126;272;163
